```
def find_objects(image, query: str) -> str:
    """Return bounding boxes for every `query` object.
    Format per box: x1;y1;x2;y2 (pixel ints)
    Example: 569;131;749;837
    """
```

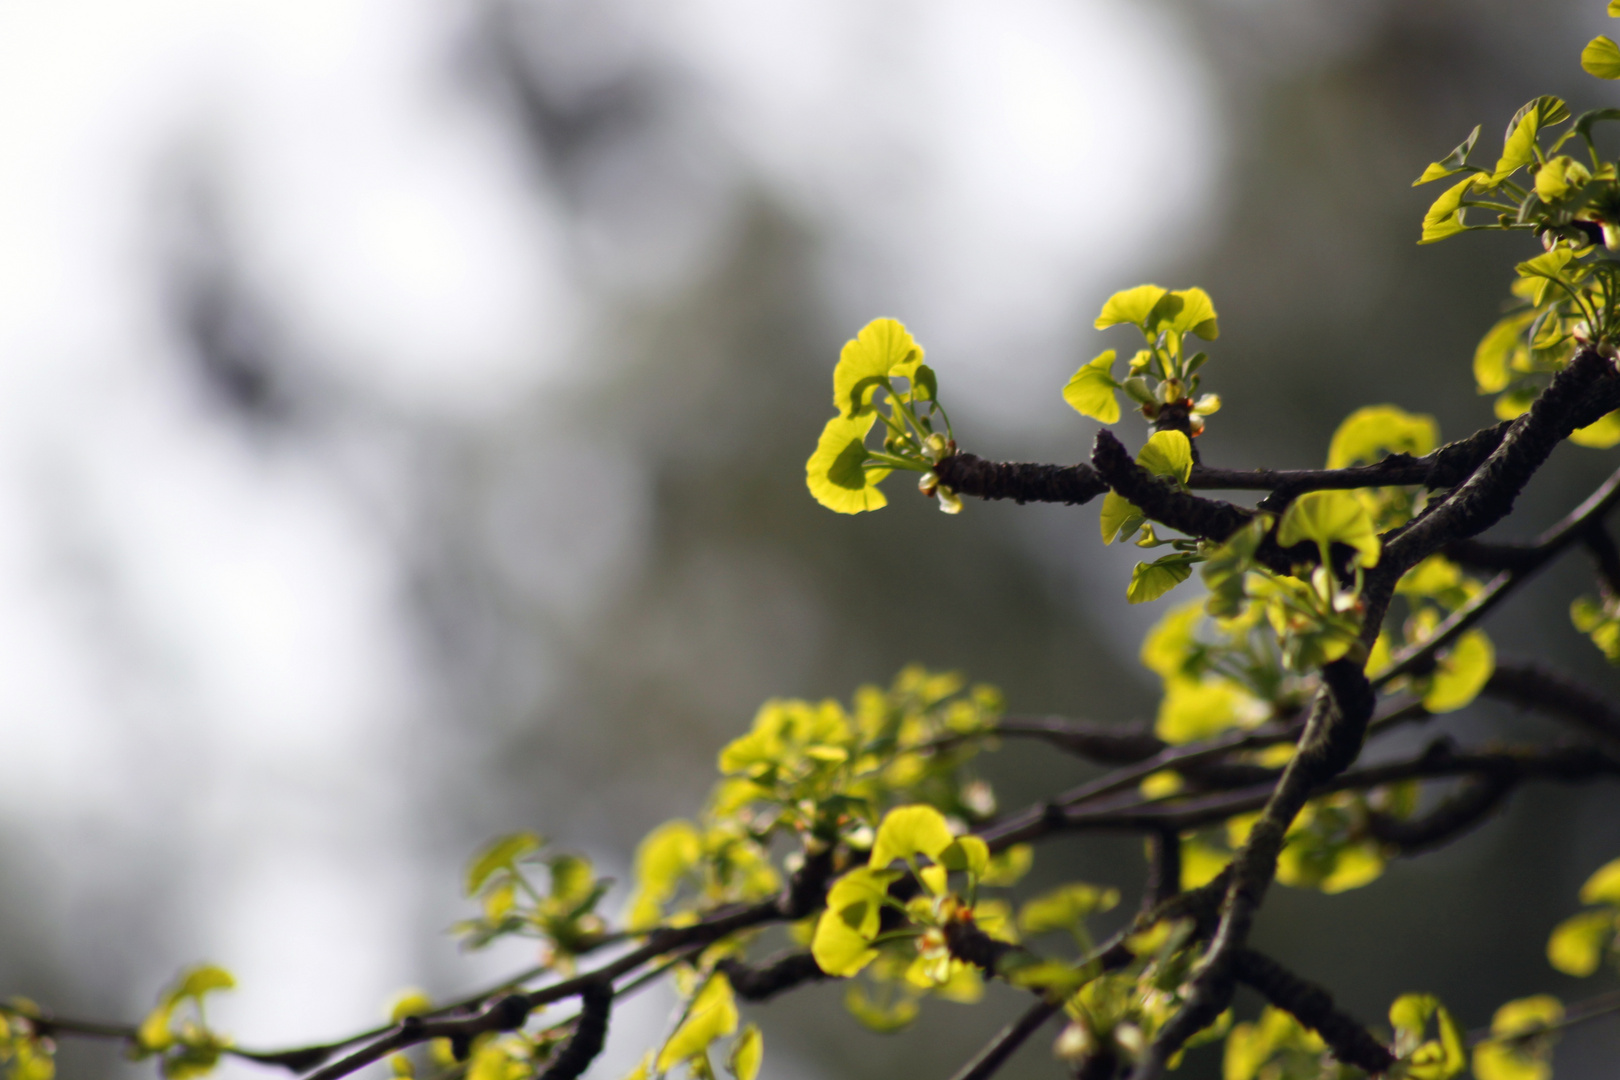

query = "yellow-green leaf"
389;989;433;1023
1494;106;1543;181
1096;285;1169;331
1156;678;1250;744
1140;601;1203;679
1128;557;1195;604
626;820;702;929
728;1024;763;1080
465;833;542;897
806;413;889;514
1420;175;1478;244
1277;490;1380;567
1327;405;1439;469
870;805;954;868
1585;36;1620;80
658;975;739;1071
175;964;236;1001
1062;350;1120;423
1474;996;1563;1080
1166;287;1219;340
1099;490;1142;544
1414;125;1483;186
939;836;990;877
137;1004;174;1052
1580;857;1620;905
1547;909;1614;976
812;905;880;976
621;1052;652;1080
833;317;922;417
1138;430;1193;483
1422;630;1494;713
1572;410;1620;449
844;983;920;1033
1017;883;1120;936
1475;312;1536;394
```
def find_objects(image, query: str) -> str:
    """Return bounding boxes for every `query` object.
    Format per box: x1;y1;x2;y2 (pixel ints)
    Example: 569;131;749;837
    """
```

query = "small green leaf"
1547;910;1614;976
1572;410;1620;449
389;989;433;1023
806;414;889;514
844;984;920;1033
1422;630;1494;713
1474;312;1536;394
626;820;702;929
1420;175;1478;243
1580;857;1620;906
870;805;954;869
1474;995;1563;1080
1327;405;1439;469
465;833;542;897
175;965;236;1001
938;836;990;877
1494;100;1552;182
728;1024;763;1080
1165;287;1219;340
811;868;898;976
138;1004;174;1052
1585;36;1620;80
1138;430;1193;483
1017;883;1120;936
1062;350;1120;423
1128;555;1197;604
1414;125;1482;186
1277;490;1380;567
658;975;739;1071
1099;491;1143;544
833;318;922;417
1095;285;1169;332
1156;678;1250;744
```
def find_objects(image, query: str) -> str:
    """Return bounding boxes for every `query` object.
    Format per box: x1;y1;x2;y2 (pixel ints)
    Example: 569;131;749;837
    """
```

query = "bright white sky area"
0;0;1220;1075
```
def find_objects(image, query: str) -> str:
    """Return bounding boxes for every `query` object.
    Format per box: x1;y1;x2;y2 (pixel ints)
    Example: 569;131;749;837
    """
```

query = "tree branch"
1229;949;1395;1074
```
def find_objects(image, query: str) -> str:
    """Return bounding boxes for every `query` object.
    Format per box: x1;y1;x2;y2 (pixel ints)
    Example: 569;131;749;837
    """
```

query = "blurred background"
3;0;1620;1076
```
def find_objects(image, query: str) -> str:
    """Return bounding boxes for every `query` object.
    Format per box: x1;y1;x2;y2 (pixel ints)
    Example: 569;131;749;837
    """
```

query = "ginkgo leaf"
658;976;739;1071
832;318;922;417
1128;555;1196;604
1547;910;1614;976
1414;125;1482;186
806;414;889;514
1327;406;1439;469
1423;630;1494;713
465;833;542;896
1420;175;1479;243
1096;285;1169;331
1137;430;1194;483
1062;350;1120;423
1572;411;1620;449
870;805;954;868
1277;490;1381;568
1580;857;1620;905
1164;287;1219;340
728;1024;763;1080
938;835;990;877
1585;36;1620;80
1099;490;1143;544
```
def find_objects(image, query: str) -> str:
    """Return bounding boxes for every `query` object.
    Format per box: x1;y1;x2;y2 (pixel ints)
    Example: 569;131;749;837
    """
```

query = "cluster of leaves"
0;1004;53;1080
806;318;959;514
1062;285;1222;432
457;833;611;963
130;966;236;1080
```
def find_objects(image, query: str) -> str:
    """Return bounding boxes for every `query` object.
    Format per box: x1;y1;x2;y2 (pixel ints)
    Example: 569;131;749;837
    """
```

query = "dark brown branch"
1131;662;1375;1079
1141;831;1183;911
945;999;1063;1080
989;716;1166;764
536;980;612;1080
1376;459;1620;687
933;453;1109;505
1229;949;1395;1074
717;952;826;1002
1367;775;1511;854
940;418;1517;509
1484;661;1620;747
1091;430;1261;549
